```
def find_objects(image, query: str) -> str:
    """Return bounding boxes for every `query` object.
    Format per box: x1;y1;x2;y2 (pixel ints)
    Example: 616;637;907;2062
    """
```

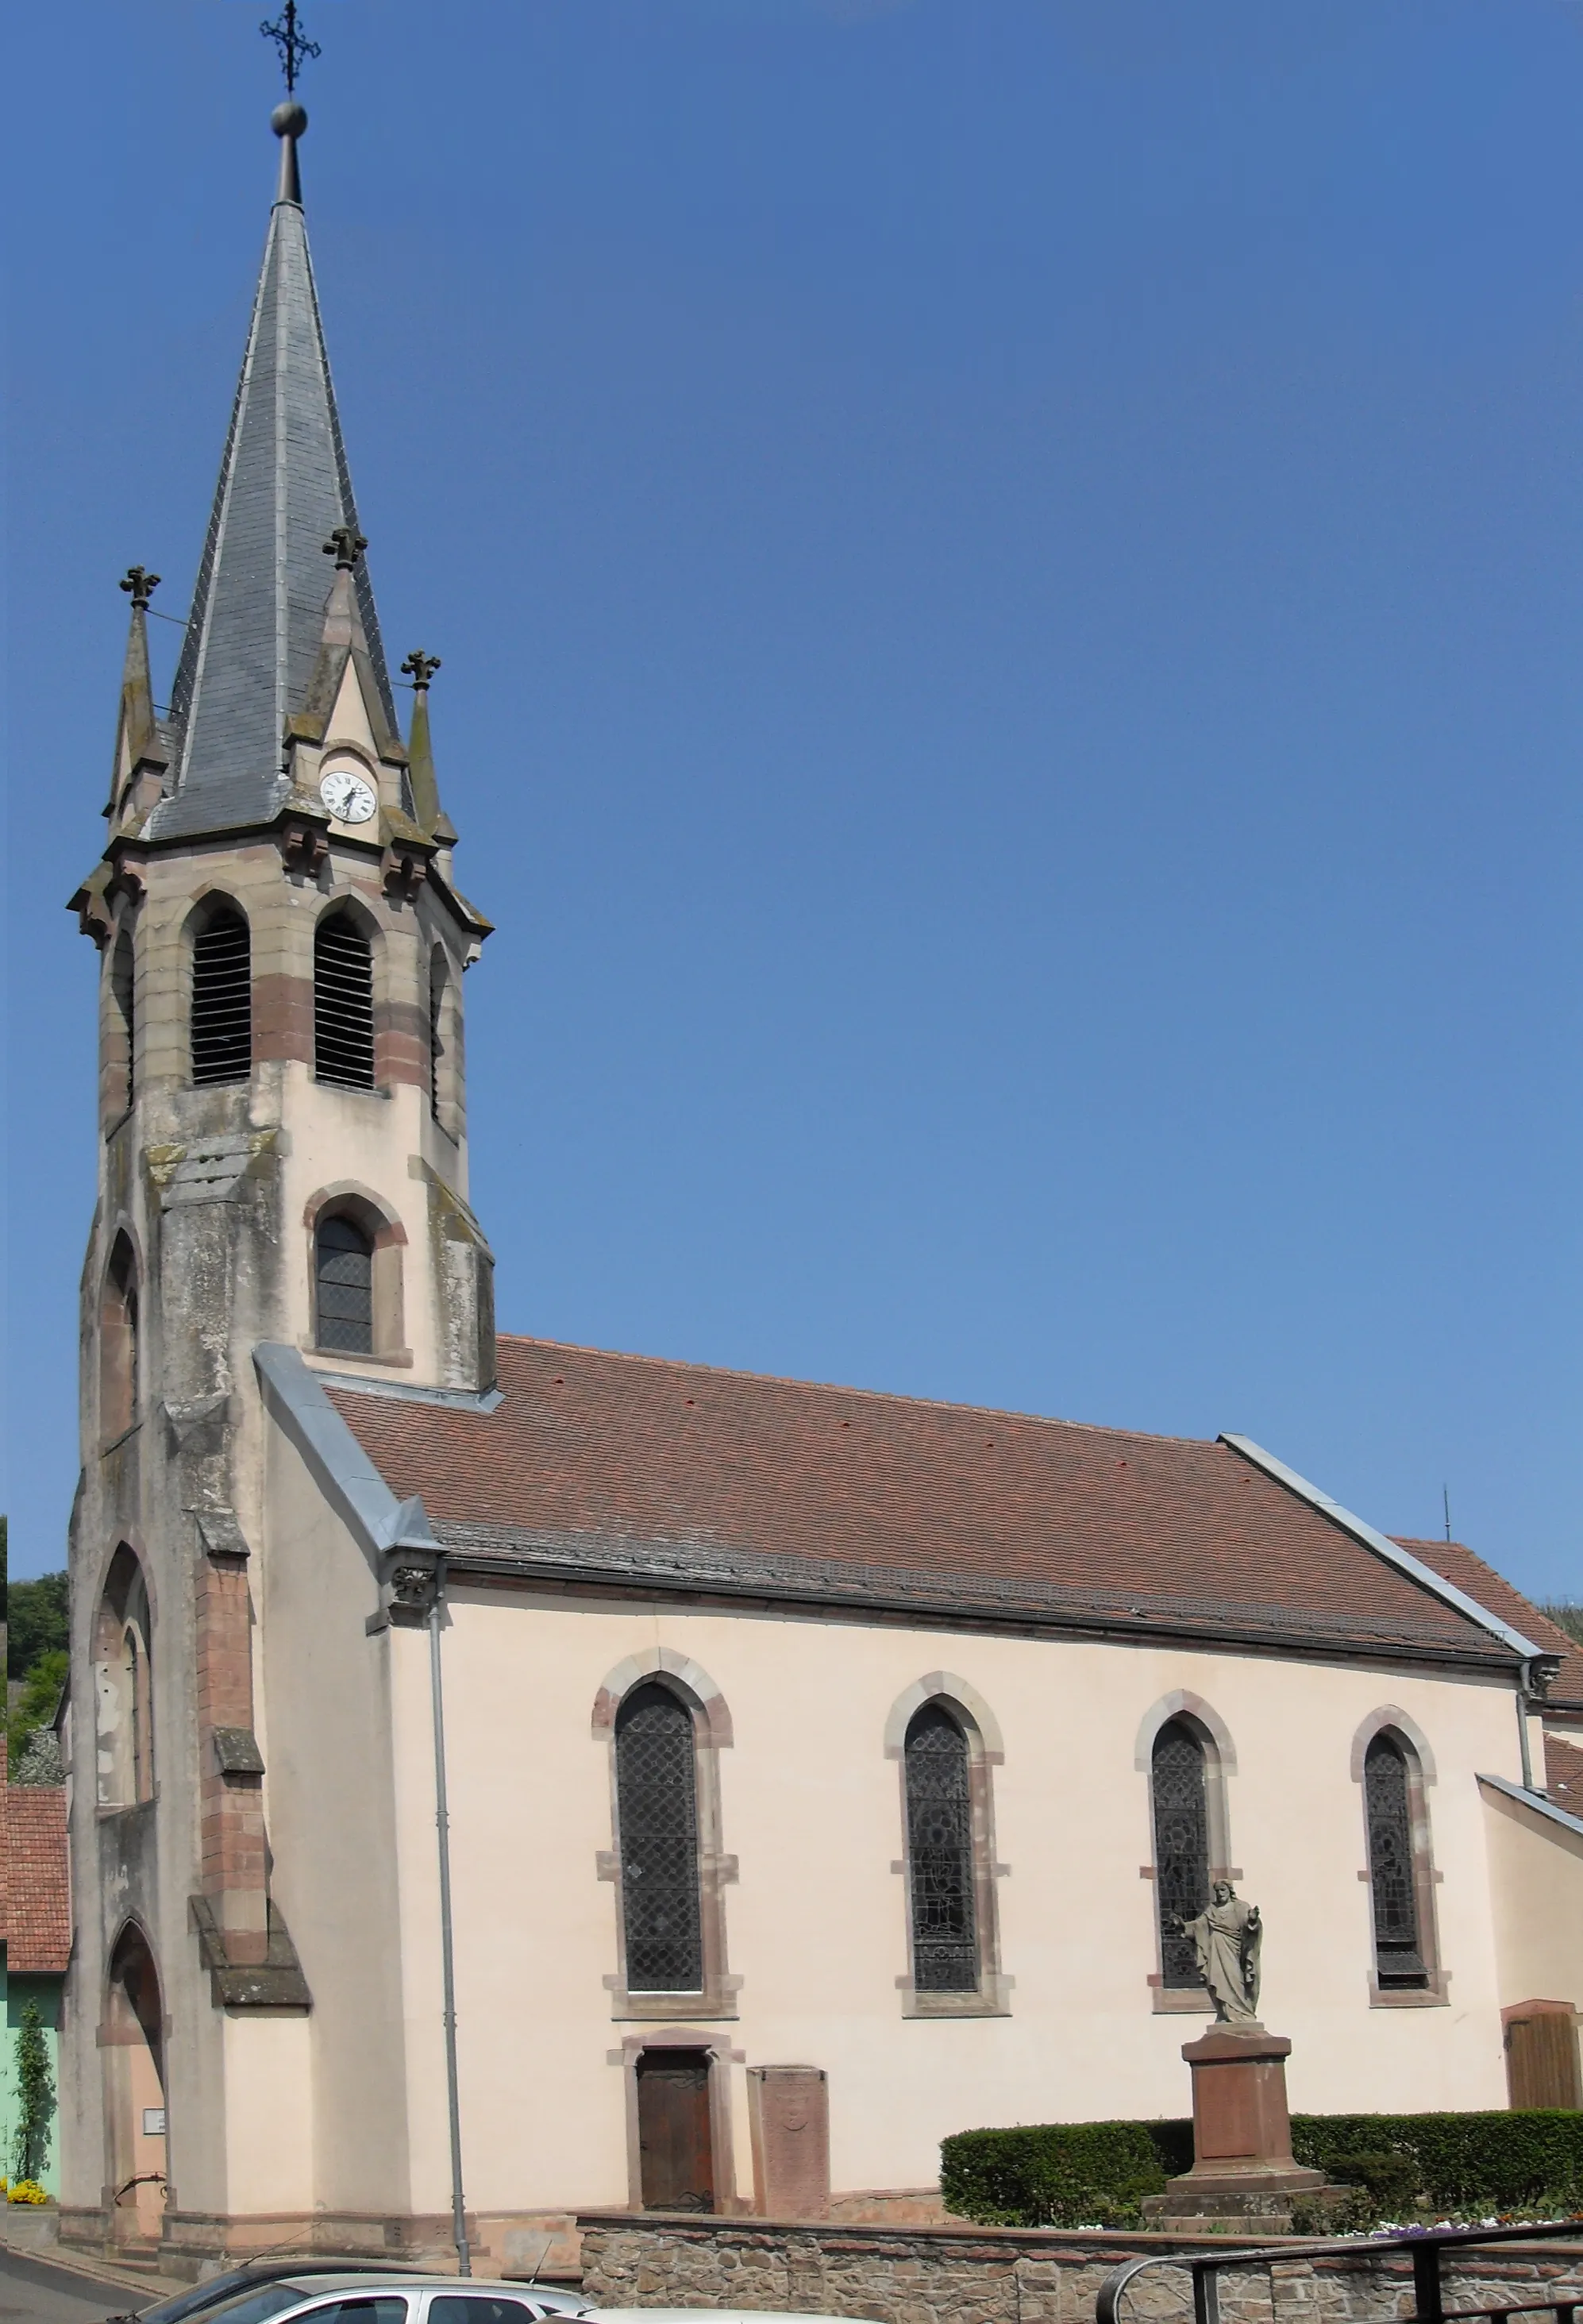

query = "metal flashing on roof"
1219;1435;1543;1664
1477;1771;1583;1842
254;1341;439;1564
309;1367;503;1414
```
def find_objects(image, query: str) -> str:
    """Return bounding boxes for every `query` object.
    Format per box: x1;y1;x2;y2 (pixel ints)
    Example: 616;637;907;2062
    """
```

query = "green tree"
13;2001;56;2184
7;1649;67;1767
1542;1602;1583;1648
7;1571;68;1682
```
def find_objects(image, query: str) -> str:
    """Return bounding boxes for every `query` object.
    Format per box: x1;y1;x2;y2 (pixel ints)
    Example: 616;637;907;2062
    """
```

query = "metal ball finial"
272;98;308;139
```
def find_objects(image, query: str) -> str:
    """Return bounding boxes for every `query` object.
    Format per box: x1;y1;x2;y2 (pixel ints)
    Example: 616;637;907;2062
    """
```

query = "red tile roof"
0;1742;73;1976
328;1336;1518;1671
1546;1732;1583;1814
1395;1540;1583;1713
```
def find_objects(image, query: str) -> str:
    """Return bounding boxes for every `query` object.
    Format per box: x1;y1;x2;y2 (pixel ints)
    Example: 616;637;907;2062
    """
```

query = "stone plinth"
1141;2025;1323;2228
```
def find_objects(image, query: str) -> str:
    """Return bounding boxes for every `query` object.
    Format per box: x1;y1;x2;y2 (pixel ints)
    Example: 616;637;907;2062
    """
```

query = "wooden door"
636;2048;714;2212
1505;2010;1582;2110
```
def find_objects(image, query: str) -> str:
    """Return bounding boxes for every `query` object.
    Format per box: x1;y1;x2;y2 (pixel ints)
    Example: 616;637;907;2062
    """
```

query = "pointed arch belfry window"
109;928;136;1116
1152;1719;1210;1989
314;911;376;1089
1364;1732;1428;1990
429;946;448;1122
191;906;252;1085
616;1683;704;1994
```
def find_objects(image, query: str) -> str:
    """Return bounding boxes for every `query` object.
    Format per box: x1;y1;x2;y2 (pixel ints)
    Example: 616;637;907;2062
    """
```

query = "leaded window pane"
617;1683;703;1993
1365;1734;1427;1987
316;1215;373;1353
905;1704;978;1993
1152;1721;1209;1988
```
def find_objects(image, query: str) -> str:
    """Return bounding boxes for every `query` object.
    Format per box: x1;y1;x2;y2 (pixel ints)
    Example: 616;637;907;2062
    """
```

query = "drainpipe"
426;1561;471;2276
1516;1660;1536;1795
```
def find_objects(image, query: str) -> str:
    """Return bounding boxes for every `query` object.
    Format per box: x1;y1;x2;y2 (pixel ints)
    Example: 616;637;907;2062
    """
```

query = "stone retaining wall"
576;2215;1583;2324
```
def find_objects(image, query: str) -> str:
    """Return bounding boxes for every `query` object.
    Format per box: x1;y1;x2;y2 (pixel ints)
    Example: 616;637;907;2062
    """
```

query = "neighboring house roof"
1396;1538;1583;1715
1547;1732;1583;1814
0;1741;73;1975
326;1335;1522;1671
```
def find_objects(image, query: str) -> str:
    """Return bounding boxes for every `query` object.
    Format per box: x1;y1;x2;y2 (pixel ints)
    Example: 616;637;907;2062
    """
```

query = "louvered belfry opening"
904;1702;979;1993
110;931;136;1113
314;911;376;1089
616;1682;704;1993
1365;1732;1428;1988
315;1213;375;1354
190;908;252;1085
428;946;447;1120
1152;1718;1211;1987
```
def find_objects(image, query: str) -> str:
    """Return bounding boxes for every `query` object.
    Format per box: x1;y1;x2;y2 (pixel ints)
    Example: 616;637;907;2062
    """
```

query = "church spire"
150;101;397;842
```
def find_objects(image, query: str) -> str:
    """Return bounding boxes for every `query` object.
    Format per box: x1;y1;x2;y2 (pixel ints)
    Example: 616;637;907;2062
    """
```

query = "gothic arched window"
615;1682;703;1994
314;911;376;1089
190;905;252;1086
904;1703;978;1994
95;1545;154;1808
100;1233;140;1444
1152;1718;1210;1989
1364;1732;1428;1991
315;1212;374;1354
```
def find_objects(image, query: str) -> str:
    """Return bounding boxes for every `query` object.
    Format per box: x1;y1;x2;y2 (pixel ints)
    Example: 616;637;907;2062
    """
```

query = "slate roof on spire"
149;135;397;841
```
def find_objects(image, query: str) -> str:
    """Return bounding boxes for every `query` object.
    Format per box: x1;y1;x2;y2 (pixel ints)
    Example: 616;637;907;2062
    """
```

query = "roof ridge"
494;1331;1212;1448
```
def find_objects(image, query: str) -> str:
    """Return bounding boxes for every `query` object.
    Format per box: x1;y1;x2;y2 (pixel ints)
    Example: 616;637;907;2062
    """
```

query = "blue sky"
6;1;1580;1600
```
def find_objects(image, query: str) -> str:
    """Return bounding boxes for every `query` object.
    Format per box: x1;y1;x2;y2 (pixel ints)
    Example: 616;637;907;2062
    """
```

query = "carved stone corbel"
279;815;330;878
383;844;428;904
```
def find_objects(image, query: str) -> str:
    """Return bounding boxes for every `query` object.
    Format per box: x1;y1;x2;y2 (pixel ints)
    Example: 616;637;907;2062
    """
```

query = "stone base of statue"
1140;2025;1325;2232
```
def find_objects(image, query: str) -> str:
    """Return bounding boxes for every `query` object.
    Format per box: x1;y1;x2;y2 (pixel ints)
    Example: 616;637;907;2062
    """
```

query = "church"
58;91;1583;2274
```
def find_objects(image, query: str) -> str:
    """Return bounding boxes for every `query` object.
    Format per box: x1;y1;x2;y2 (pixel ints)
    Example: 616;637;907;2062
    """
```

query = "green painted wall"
0;1954;65;2199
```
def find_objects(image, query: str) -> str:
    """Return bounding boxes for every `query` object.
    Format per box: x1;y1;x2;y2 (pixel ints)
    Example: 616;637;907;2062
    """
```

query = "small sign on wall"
142;2107;166;2137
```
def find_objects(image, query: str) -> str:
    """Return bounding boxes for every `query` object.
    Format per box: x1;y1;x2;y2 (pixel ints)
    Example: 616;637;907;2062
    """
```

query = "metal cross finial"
120;566;161;611
260;1;320;94
401;651;443;692
323;525;368;571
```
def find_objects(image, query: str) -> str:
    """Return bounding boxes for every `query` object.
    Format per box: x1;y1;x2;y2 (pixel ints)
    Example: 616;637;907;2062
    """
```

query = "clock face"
319;766;378;825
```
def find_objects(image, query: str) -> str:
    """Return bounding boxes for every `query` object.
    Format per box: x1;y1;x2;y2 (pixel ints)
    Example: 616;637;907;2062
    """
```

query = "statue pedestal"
1141;2027;1324;2231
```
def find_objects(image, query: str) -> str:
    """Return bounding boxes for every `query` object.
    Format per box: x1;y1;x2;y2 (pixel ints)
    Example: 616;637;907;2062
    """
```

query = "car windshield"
131;2283;359;2324
190;2289;321;2324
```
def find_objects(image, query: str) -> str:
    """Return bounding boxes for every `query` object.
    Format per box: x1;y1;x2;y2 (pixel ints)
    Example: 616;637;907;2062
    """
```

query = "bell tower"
63;91;493;2250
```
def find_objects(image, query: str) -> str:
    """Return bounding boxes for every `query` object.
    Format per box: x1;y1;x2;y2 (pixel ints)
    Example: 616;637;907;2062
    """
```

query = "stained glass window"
316;1214;373;1354
905;1703;979;1993
1152;1720;1209;1987
617;1683;704;1993
1365;1733;1427;1988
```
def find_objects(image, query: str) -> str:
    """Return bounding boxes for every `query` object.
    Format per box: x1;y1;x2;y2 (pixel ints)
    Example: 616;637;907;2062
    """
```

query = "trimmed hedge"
940;2121;1190;2229
942;2112;1583;2229
1291;2112;1583;2214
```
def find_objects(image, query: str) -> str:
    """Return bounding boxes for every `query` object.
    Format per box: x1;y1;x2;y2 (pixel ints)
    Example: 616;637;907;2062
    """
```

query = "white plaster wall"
222;2013;314;2213
399;1590;1524;2218
259;1424;414;2217
1478;1784;1583;2007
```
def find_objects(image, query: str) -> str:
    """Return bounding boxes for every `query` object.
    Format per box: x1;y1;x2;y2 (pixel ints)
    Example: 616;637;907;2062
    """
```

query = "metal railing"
1097;2217;1583;2324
